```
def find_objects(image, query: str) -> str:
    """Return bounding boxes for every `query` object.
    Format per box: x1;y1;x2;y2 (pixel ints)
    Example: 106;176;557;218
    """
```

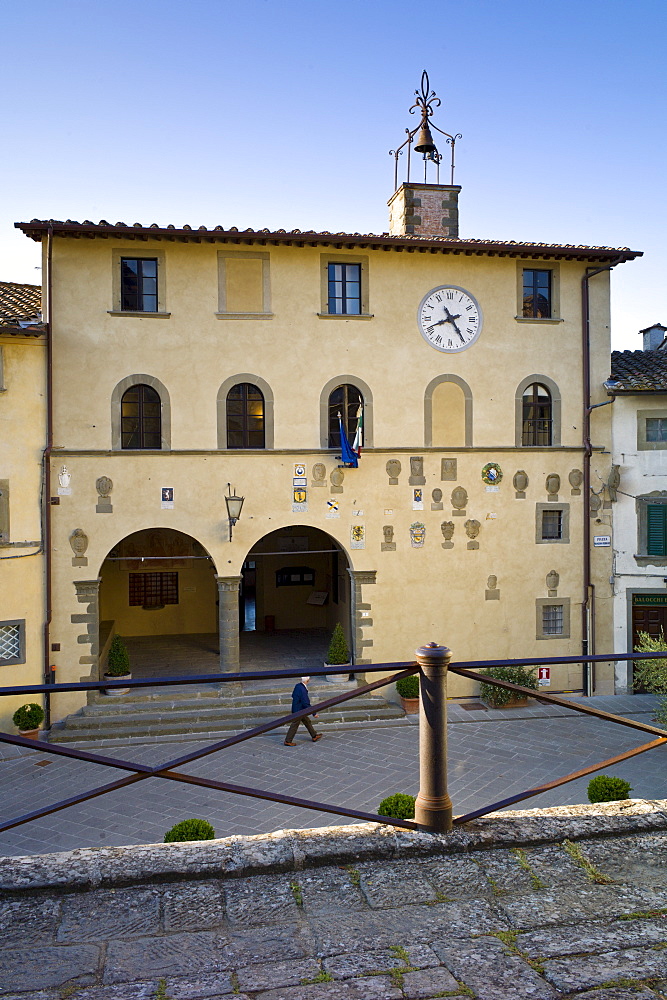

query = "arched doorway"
99;528;219;678
239;525;352;670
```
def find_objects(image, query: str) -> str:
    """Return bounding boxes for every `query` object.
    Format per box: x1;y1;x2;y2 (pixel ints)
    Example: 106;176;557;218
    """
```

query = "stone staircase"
47;678;408;746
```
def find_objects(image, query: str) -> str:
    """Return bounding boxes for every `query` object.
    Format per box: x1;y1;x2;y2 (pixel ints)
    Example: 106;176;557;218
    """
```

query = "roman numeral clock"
417;285;483;352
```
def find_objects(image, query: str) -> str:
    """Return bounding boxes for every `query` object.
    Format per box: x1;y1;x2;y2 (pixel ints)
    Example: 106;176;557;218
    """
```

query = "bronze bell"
414;123;437;154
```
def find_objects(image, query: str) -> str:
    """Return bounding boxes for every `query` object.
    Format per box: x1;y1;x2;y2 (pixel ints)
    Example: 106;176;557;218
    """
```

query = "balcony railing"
0;647;666;836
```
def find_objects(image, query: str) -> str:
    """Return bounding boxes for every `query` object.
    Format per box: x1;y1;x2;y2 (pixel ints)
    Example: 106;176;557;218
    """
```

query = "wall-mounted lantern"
225;483;245;541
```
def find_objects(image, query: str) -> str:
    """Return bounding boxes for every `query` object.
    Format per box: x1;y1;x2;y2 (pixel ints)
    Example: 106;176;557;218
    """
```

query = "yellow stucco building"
3;80;643;730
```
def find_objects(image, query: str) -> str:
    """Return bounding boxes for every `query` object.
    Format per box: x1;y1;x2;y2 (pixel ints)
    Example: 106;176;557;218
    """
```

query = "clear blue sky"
3;0;665;348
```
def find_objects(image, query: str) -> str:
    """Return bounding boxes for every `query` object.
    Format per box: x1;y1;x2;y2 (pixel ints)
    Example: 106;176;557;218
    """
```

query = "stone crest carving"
311;463;326;486
381;525;396;552
96;476;113;498
69;528;89;567
441;458;457;481
589;491;602;516
441;521;455;541
431;488;443;511
330;468;344;493
546;569;559;594
607;464;621;502
465;519;481;550
568;469;583;495
513;470;528;498
546;474;561;501
409;456;426;485
95;475;113;513
451;486;468;515
59;466;71;489
485;574;499;600
386;459;401;485
410;522;426;548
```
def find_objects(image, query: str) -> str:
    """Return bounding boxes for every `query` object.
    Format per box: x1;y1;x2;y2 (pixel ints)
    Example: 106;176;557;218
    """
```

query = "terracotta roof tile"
0;281;42;332
610;350;667;392
14;220;642;263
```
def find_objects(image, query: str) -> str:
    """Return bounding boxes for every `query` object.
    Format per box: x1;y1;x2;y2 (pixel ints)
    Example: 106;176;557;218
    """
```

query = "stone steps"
48;679;406;744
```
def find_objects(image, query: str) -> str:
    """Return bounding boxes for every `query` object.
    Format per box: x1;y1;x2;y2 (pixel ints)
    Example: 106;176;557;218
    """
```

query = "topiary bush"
13;703;45;731
587;775;632;804
396;674;419;699
326;623;350;665
479;664;539;707
164;818;216;843
377;793;416;819
106;634;130;676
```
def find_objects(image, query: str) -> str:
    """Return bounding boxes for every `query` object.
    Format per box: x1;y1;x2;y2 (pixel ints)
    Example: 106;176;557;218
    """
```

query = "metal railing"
0;646;666;837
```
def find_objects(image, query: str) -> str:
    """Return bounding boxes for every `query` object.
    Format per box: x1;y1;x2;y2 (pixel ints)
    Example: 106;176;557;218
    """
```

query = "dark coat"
291;682;311;714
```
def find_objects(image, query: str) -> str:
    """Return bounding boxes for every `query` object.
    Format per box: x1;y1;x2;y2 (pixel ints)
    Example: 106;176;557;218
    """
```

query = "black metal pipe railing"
1;650;666;838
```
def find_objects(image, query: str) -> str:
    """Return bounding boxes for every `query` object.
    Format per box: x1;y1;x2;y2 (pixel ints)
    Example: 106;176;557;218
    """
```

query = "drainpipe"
42;225;54;728
581;261;620;696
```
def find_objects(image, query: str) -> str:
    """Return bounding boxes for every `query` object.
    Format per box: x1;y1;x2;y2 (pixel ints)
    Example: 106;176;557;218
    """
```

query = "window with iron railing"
129;572;178;608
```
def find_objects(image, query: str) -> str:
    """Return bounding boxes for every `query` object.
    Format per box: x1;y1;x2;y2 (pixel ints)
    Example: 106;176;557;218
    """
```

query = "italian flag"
352;405;363;458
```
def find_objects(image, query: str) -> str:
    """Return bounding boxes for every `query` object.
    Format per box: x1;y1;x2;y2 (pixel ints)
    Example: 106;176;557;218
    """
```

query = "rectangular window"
647;504;667;557
129;572;178;608
542;604;564;635
328;263;361;315
0;620;25;665
121;258;158;312
646;418;667;443
523;269;552;318
541;509;562;540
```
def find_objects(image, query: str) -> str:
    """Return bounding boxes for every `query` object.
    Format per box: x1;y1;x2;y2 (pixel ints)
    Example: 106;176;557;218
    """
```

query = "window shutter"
646;505;667;556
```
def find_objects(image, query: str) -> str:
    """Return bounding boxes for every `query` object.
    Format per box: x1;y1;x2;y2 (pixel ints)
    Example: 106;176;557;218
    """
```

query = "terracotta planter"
324;662;352;683
18;728;40;741
103;672;132;696
400;696;420;715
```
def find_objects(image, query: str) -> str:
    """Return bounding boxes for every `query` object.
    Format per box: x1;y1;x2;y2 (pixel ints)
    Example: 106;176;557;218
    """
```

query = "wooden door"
631;600;667;692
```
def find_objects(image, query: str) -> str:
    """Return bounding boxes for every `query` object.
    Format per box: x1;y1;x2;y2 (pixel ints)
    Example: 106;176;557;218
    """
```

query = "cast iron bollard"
415;642;453;832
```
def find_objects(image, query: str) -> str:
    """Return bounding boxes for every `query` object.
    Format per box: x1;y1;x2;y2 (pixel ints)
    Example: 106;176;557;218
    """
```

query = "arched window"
522;383;552;446
121;384;162;449
226;383;265;449
328;383;363;449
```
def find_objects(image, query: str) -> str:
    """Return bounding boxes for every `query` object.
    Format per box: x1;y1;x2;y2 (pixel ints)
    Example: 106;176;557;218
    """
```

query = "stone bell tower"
388;72;461;239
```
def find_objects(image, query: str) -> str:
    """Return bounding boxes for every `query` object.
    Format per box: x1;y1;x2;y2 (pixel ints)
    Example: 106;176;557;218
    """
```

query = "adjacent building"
609;324;667;691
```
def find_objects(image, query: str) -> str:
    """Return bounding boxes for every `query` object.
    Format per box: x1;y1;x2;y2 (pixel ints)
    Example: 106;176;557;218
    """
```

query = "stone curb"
2;798;666;894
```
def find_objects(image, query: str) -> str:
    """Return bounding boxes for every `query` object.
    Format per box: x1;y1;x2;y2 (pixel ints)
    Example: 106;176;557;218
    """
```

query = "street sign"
538;666;551;686
593;535;611;547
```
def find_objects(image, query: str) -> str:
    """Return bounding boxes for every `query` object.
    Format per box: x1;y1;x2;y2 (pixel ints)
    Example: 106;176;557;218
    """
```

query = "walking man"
284;676;323;746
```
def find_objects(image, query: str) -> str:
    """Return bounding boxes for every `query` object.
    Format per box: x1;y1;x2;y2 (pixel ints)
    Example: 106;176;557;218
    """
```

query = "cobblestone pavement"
0;696;665;857
3;823;667;998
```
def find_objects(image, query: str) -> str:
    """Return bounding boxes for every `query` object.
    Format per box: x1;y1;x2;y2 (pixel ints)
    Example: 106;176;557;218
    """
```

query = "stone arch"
111;373;171;450
319;374;374;449
515;373;561;447
424;374;473;447
216;373;274;449
96;527;221;676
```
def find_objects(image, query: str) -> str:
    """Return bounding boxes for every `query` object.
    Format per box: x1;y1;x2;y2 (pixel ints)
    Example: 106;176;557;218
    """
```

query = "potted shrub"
324;622;351;682
13;702;45;740
396;674;420;714
164;818;216;842
587;775;632;803
479;664;539;708
103;634;132;695
378;793;415;819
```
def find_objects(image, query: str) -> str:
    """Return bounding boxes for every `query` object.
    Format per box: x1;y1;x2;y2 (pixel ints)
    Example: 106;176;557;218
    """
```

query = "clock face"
417;285;483;353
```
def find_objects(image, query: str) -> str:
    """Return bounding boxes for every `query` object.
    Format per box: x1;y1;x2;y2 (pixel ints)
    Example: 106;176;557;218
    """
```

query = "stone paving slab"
6;804;667;998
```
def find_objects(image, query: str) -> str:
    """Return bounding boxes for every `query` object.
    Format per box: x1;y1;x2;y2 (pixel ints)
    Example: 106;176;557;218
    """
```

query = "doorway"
631;593;667;692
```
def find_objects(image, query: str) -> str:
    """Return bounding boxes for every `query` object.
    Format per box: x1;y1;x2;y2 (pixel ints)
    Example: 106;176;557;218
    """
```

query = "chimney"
640;323;667;351
388;182;461;238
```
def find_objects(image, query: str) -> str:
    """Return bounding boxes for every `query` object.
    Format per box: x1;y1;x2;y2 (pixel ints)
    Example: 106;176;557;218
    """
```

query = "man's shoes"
312;734;323;742
284;741;297;746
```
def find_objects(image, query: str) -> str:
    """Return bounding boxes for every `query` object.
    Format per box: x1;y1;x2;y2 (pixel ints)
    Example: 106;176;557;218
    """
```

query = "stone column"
347;569;376;666
72;578;102;679
414;642;453;832
216;575;241;672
